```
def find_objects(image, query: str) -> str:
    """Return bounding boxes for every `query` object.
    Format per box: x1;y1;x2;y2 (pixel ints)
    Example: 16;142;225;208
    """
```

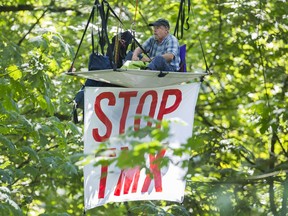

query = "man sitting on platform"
131;18;181;72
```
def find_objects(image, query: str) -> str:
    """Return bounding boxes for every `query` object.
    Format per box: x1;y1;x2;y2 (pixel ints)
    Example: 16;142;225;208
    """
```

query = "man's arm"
163;35;178;63
132;47;152;62
162;53;174;63
138;52;174;63
132;47;143;61
140;53;174;63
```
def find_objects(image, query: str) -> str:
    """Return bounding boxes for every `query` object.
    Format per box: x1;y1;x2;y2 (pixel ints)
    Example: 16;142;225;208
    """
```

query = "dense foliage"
0;0;287;215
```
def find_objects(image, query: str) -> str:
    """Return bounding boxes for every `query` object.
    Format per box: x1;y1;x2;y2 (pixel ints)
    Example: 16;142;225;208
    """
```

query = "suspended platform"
66;69;206;88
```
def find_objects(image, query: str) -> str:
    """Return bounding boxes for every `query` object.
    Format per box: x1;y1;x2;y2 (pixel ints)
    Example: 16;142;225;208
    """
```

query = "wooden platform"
66;69;206;88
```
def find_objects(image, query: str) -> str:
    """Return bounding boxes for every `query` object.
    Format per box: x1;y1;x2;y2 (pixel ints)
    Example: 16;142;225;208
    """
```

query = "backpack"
72;31;133;123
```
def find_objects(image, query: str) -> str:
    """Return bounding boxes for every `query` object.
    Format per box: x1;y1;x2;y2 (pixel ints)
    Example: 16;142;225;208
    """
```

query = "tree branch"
0;4;82;14
269;125;277;215
187;169;288;185
0;5;34;12
18;8;48;46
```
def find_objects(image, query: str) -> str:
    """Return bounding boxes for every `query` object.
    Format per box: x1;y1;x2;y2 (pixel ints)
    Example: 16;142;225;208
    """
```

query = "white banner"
84;83;200;210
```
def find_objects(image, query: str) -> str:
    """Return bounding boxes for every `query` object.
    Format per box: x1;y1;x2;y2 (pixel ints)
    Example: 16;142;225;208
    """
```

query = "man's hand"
131;55;140;61
141;56;151;62
131;47;142;61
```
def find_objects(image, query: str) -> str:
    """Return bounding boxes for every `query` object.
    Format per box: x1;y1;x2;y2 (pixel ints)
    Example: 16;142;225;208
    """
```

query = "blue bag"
88;53;112;71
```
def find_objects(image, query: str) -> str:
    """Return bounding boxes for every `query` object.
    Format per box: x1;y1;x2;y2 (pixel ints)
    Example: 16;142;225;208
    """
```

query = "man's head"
149;19;170;42
149;18;170;29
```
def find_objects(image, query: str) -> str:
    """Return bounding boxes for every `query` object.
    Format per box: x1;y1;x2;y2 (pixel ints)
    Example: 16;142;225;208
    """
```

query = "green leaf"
60;162;78;176
7;65;22;80
0;169;13;184
29;35;48;50
21;146;40;162
0;135;16;153
0;187;22;216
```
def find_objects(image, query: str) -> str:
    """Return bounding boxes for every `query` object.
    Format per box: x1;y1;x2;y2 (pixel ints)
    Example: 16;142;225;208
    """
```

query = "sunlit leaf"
7;65;22;80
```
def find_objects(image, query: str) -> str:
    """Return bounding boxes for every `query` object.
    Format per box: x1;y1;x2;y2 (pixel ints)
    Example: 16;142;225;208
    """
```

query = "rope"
68;0;152;72
173;0;210;77
256;1;270;112
68;0;99;72
190;2;211;75
133;0;138;24
174;0;191;40
91;5;97;54
131;0;138;51
130;0;138;39
114;1;123;69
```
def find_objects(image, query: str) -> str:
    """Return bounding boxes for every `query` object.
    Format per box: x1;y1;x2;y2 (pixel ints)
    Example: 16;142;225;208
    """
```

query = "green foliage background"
0;0;287;215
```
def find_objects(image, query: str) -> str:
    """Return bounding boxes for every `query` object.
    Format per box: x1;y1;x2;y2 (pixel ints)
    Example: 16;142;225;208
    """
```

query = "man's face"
153;25;169;41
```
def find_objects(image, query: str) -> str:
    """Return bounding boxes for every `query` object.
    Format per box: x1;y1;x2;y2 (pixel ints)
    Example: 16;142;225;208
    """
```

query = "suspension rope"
104;0;150;59
174;0;191;40
68;0;99;72
130;0;138;32
114;1;123;69
133;0;139;24
256;1;270;112
190;2;211;75
130;0;139;51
